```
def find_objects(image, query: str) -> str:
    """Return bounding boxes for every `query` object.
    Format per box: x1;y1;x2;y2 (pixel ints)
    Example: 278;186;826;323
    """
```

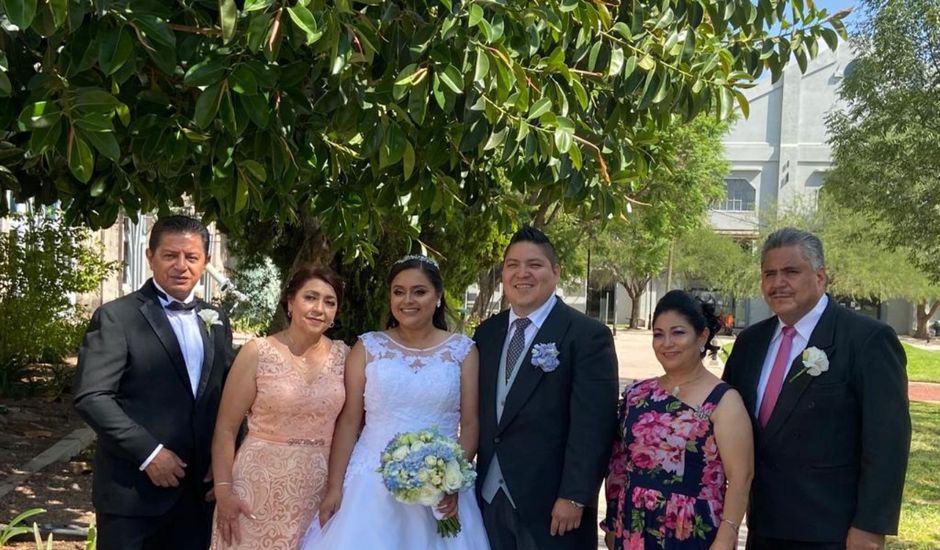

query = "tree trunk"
624;278;649;329
470;266;500;320
914;300;940;340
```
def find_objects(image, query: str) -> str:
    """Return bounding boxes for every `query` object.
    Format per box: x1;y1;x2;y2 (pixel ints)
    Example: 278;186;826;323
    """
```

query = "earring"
699;345;705;353
287;309;292;320
329;322;335;328
436;300;441;308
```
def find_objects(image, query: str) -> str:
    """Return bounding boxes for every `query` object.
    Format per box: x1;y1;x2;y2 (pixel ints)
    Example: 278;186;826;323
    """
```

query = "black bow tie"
166;300;198;312
154;286;198;311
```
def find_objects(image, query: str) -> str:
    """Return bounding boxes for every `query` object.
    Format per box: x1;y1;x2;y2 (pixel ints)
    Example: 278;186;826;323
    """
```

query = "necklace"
285;332;324;364
662;369;708;397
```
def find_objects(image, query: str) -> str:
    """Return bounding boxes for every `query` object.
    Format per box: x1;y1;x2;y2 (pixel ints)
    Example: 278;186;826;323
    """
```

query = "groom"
73;216;234;550
723;227;910;549
475;227;619;550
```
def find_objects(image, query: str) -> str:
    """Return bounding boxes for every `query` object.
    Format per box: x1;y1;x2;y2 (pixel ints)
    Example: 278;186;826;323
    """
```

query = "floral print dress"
603;379;731;550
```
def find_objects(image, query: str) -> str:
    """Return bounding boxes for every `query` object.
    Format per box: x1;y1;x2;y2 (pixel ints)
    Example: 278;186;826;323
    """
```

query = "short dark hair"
653;290;721;358
280;265;345;320
386;256;449;331
505;226;558;266
148;215;211;256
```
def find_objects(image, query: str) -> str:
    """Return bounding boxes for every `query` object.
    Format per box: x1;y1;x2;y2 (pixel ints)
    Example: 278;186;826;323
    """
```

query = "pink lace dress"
210;336;348;550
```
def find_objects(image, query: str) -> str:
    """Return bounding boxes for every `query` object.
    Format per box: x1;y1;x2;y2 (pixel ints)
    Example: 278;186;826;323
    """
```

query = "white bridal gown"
300;331;491;550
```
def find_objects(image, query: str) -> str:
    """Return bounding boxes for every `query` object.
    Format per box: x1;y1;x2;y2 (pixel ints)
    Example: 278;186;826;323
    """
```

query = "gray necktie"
505;318;531;383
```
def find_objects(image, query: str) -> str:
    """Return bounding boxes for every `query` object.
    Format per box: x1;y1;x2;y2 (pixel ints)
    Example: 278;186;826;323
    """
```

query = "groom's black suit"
723;297;910;546
73;280;234;550
475;299;618;550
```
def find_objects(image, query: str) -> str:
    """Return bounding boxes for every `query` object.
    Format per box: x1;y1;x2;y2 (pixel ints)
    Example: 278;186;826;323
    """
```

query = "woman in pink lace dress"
209;266;349;549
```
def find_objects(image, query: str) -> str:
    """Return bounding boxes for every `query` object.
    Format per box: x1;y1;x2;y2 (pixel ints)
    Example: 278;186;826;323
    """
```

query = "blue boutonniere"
531;343;560;372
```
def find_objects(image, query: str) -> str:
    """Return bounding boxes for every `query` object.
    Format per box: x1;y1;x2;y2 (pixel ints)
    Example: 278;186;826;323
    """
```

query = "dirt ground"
0;396;94;549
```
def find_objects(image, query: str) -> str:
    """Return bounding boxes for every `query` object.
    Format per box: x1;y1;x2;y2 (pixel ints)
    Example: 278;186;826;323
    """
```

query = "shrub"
219;256;281;335
0;213;116;394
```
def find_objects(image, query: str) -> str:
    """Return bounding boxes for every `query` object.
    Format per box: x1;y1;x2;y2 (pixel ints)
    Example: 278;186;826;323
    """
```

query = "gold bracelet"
721;518;740;533
214;481;233;486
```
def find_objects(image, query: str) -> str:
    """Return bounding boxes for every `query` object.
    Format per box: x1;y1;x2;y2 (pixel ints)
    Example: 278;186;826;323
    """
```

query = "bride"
300;255;490;550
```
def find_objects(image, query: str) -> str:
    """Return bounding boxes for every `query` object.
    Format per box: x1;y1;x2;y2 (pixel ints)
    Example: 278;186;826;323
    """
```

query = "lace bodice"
346;331;474;476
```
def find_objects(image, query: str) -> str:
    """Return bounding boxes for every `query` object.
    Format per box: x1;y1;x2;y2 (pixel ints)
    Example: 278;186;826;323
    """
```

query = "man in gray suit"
475;227;619;550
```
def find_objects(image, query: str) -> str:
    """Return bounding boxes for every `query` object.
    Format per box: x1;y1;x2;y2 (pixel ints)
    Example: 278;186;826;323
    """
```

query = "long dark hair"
385;255;449;331
652;290;721;358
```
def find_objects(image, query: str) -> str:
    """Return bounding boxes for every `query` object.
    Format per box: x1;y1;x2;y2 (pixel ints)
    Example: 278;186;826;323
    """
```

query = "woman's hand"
604;531;615;549
319;489;343;525
436;493;459;519
215;486;254;546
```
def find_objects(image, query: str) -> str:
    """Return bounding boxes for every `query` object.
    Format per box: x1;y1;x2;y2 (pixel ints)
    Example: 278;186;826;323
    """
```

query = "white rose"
416;486;442;506
411;441;425;452
392;446;409;461
443;461;463;492
197;309;221;329
802;347;829;377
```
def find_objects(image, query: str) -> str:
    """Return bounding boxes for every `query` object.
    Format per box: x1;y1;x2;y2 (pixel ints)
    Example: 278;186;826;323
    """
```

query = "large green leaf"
194;81;225;129
77;128;120;162
184;58;228;87
67;130;95;183
17;101;62;129
220;0;237;43
1;0;37;29
98;27;134;76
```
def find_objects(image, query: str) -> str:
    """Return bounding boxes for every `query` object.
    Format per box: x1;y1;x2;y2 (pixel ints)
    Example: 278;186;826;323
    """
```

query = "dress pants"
746;533;845;550
481;490;541;550
96;481;213;550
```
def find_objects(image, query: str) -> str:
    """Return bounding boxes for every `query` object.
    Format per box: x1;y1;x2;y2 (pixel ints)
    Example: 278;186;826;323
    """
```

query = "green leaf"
49;0;67;28
98;27;134;76
1;0;38;29
553;117;574;153
468;4;483;27
474;51;490;84
78;128;120;162
133;15;176;49
527;97;552;120
287;4;322;45
116;103;131;126
438;65;464;94
27;118;62;154
241;159;266;182
571;79;588;110
239;93;270;128
75;88;119;113
194;81;224;129
609;47;624;77
234;172;249;213
408;76;429;125
0;71;11;97
733;89;749;119
243;0;272;12
220;0;237;43
612;22;631;40
820;28;838;51
402;140;415;180
230;65;258;95
380;121;407;168
17;101;61;129
588;41;602;71
184;58;227;87
68;131;95;183
568;141;582;169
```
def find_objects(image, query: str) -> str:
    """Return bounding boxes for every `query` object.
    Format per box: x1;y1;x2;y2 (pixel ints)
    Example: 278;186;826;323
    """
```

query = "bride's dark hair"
386;256;449;331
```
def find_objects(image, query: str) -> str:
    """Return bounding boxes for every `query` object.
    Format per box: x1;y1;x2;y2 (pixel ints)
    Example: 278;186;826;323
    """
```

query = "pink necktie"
758;326;797;427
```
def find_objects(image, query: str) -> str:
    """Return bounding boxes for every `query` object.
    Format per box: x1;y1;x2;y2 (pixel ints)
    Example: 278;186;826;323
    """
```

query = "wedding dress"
299;331;491;550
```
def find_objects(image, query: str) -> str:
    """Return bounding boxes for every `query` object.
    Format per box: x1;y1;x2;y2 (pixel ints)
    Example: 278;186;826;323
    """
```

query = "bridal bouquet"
377;428;476;538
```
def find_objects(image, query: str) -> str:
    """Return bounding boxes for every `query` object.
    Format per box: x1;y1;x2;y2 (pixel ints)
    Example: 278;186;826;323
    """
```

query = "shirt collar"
508;294;558;330
152;280;196;308
774;293;829;341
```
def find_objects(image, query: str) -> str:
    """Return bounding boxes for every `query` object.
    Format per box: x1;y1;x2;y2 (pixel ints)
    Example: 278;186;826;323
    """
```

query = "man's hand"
550;498;583;536
846;527;885;550
144;448;186;488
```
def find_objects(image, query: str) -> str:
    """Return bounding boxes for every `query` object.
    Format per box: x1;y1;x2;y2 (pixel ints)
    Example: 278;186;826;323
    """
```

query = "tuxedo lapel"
497;301;570;433
137;285;193;398
479;312;509;425
762;299;838;440
195;304;215;401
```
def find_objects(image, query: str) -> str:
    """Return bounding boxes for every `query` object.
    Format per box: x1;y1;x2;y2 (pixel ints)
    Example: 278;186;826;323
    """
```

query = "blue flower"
531;342;560;372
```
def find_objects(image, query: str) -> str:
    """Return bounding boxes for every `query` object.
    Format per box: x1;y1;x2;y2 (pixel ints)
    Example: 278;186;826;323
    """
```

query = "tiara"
394;254;440;269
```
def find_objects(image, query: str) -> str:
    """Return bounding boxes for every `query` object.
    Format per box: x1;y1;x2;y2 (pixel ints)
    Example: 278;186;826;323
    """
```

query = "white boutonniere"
788;346;829;382
531;342;560;373
197;309;222;333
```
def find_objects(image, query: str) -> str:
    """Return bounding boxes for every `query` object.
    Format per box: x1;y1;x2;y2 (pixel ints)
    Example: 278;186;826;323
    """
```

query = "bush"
219;256;281;335
0;213;116;394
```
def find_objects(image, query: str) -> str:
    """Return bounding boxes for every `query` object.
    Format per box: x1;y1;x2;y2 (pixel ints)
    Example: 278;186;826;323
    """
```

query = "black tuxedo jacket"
474;299;619;549
723;297;910;542
73;279;234;516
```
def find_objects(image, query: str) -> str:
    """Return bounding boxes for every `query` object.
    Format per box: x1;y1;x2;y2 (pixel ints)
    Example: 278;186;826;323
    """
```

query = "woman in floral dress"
603;290;753;550
209;266;349;549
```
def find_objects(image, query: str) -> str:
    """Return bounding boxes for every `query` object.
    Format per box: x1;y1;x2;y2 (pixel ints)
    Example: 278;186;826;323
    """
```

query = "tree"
0;0;847;334
825;0;940;282
673;228;758;299
593;114;729;327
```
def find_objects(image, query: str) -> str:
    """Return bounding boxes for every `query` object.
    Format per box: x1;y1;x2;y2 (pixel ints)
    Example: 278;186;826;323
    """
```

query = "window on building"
717;178;756;211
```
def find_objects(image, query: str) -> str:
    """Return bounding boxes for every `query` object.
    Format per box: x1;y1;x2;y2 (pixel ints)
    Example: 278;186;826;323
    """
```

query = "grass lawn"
718;342;940;383
888;401;940;549
903;343;940;384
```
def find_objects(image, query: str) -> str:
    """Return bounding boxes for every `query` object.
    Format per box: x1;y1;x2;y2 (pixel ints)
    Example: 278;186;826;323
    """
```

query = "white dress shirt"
140;281;205;471
502;294;558;371
754;294;829;414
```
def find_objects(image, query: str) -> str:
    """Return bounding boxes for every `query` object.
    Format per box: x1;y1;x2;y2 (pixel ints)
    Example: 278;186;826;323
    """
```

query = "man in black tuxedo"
73;216;234;550
723;227;910;550
475;227;619;550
